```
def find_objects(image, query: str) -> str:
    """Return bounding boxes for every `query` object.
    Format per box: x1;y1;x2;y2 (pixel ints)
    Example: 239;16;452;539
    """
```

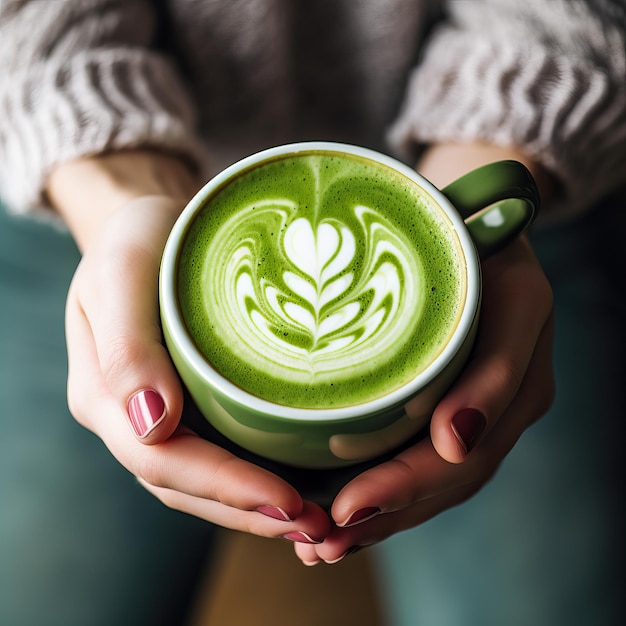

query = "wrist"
46;150;200;251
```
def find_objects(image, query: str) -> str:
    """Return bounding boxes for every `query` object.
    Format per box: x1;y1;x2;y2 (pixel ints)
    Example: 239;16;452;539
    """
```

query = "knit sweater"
0;0;624;221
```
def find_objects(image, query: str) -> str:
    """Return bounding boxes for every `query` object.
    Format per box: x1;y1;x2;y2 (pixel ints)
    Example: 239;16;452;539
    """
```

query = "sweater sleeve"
388;0;626;218
0;0;206;218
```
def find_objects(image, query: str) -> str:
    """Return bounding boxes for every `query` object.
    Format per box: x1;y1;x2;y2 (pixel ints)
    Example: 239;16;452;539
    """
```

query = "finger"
329;435;460;528
77;198;184;442
431;239;553;463
472;310;555;460
68;273;179;443
67;293;310;521
292;542;324;566
329;319;554;530
309;482;482;565
115;427;309;519
138;484;330;542
319;323;555;563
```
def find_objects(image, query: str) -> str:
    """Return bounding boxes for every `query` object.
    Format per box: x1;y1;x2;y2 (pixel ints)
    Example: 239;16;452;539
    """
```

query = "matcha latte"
177;152;466;409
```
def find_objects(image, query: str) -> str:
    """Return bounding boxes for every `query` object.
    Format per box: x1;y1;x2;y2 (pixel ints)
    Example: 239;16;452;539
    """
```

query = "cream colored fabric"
0;0;624;218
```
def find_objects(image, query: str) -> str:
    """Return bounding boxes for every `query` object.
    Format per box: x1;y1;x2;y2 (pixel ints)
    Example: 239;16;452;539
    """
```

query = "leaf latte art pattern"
202;201;424;384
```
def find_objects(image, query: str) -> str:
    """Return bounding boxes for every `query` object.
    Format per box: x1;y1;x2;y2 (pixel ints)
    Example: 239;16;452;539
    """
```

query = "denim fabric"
0;208;215;626
375;195;625;625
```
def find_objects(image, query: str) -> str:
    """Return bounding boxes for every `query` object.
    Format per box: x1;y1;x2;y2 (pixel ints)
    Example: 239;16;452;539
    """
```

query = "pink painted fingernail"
282;531;321;544
452;408;486;454
339;507;381;528
256;505;293;522
128;389;166;438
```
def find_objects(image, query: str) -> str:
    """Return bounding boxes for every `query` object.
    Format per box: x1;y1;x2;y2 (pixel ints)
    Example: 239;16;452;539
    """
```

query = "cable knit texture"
0;0;624;220
389;0;626;218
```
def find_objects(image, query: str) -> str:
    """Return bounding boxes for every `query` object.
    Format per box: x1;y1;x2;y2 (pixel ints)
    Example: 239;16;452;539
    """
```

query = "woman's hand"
49;152;330;544
294;237;554;564
292;143;556;566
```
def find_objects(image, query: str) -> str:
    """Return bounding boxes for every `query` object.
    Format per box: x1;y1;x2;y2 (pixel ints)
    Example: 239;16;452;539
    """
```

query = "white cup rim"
160;141;480;422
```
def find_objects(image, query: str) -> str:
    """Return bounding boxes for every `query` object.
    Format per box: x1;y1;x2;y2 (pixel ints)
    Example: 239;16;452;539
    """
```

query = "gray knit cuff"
0;48;207;219
388;30;626;218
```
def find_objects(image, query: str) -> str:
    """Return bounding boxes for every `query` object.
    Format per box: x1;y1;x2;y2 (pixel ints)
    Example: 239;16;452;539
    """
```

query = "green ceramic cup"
159;142;538;469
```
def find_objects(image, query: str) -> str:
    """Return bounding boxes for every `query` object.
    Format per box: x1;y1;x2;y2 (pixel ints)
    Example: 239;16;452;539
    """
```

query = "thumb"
78;196;185;443
429;241;552;463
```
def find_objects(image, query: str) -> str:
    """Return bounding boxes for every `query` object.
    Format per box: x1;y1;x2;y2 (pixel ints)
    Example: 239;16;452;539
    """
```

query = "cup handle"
440;160;540;259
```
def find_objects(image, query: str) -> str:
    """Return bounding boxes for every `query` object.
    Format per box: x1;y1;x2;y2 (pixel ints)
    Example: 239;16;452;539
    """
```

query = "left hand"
292;231;554;565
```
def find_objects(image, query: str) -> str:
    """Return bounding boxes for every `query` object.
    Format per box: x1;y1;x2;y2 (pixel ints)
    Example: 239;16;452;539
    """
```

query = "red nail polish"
128;389;166;438
340;507;381;528
256;505;293;521
452;408;486;454
282;531;321;544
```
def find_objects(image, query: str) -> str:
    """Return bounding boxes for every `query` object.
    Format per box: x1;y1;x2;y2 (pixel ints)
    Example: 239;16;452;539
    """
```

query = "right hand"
53;154;330;544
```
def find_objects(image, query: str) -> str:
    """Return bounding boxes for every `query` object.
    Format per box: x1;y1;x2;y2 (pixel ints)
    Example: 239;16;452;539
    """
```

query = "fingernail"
282;531;322;544
256;505;293;522
128;389;166;438
324;545;364;565
324;553;348;565
339;507;381;528
452;408;486;454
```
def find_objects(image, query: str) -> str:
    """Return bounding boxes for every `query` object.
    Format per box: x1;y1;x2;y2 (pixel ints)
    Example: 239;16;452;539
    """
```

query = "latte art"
206;202;423;382
178;153;465;408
